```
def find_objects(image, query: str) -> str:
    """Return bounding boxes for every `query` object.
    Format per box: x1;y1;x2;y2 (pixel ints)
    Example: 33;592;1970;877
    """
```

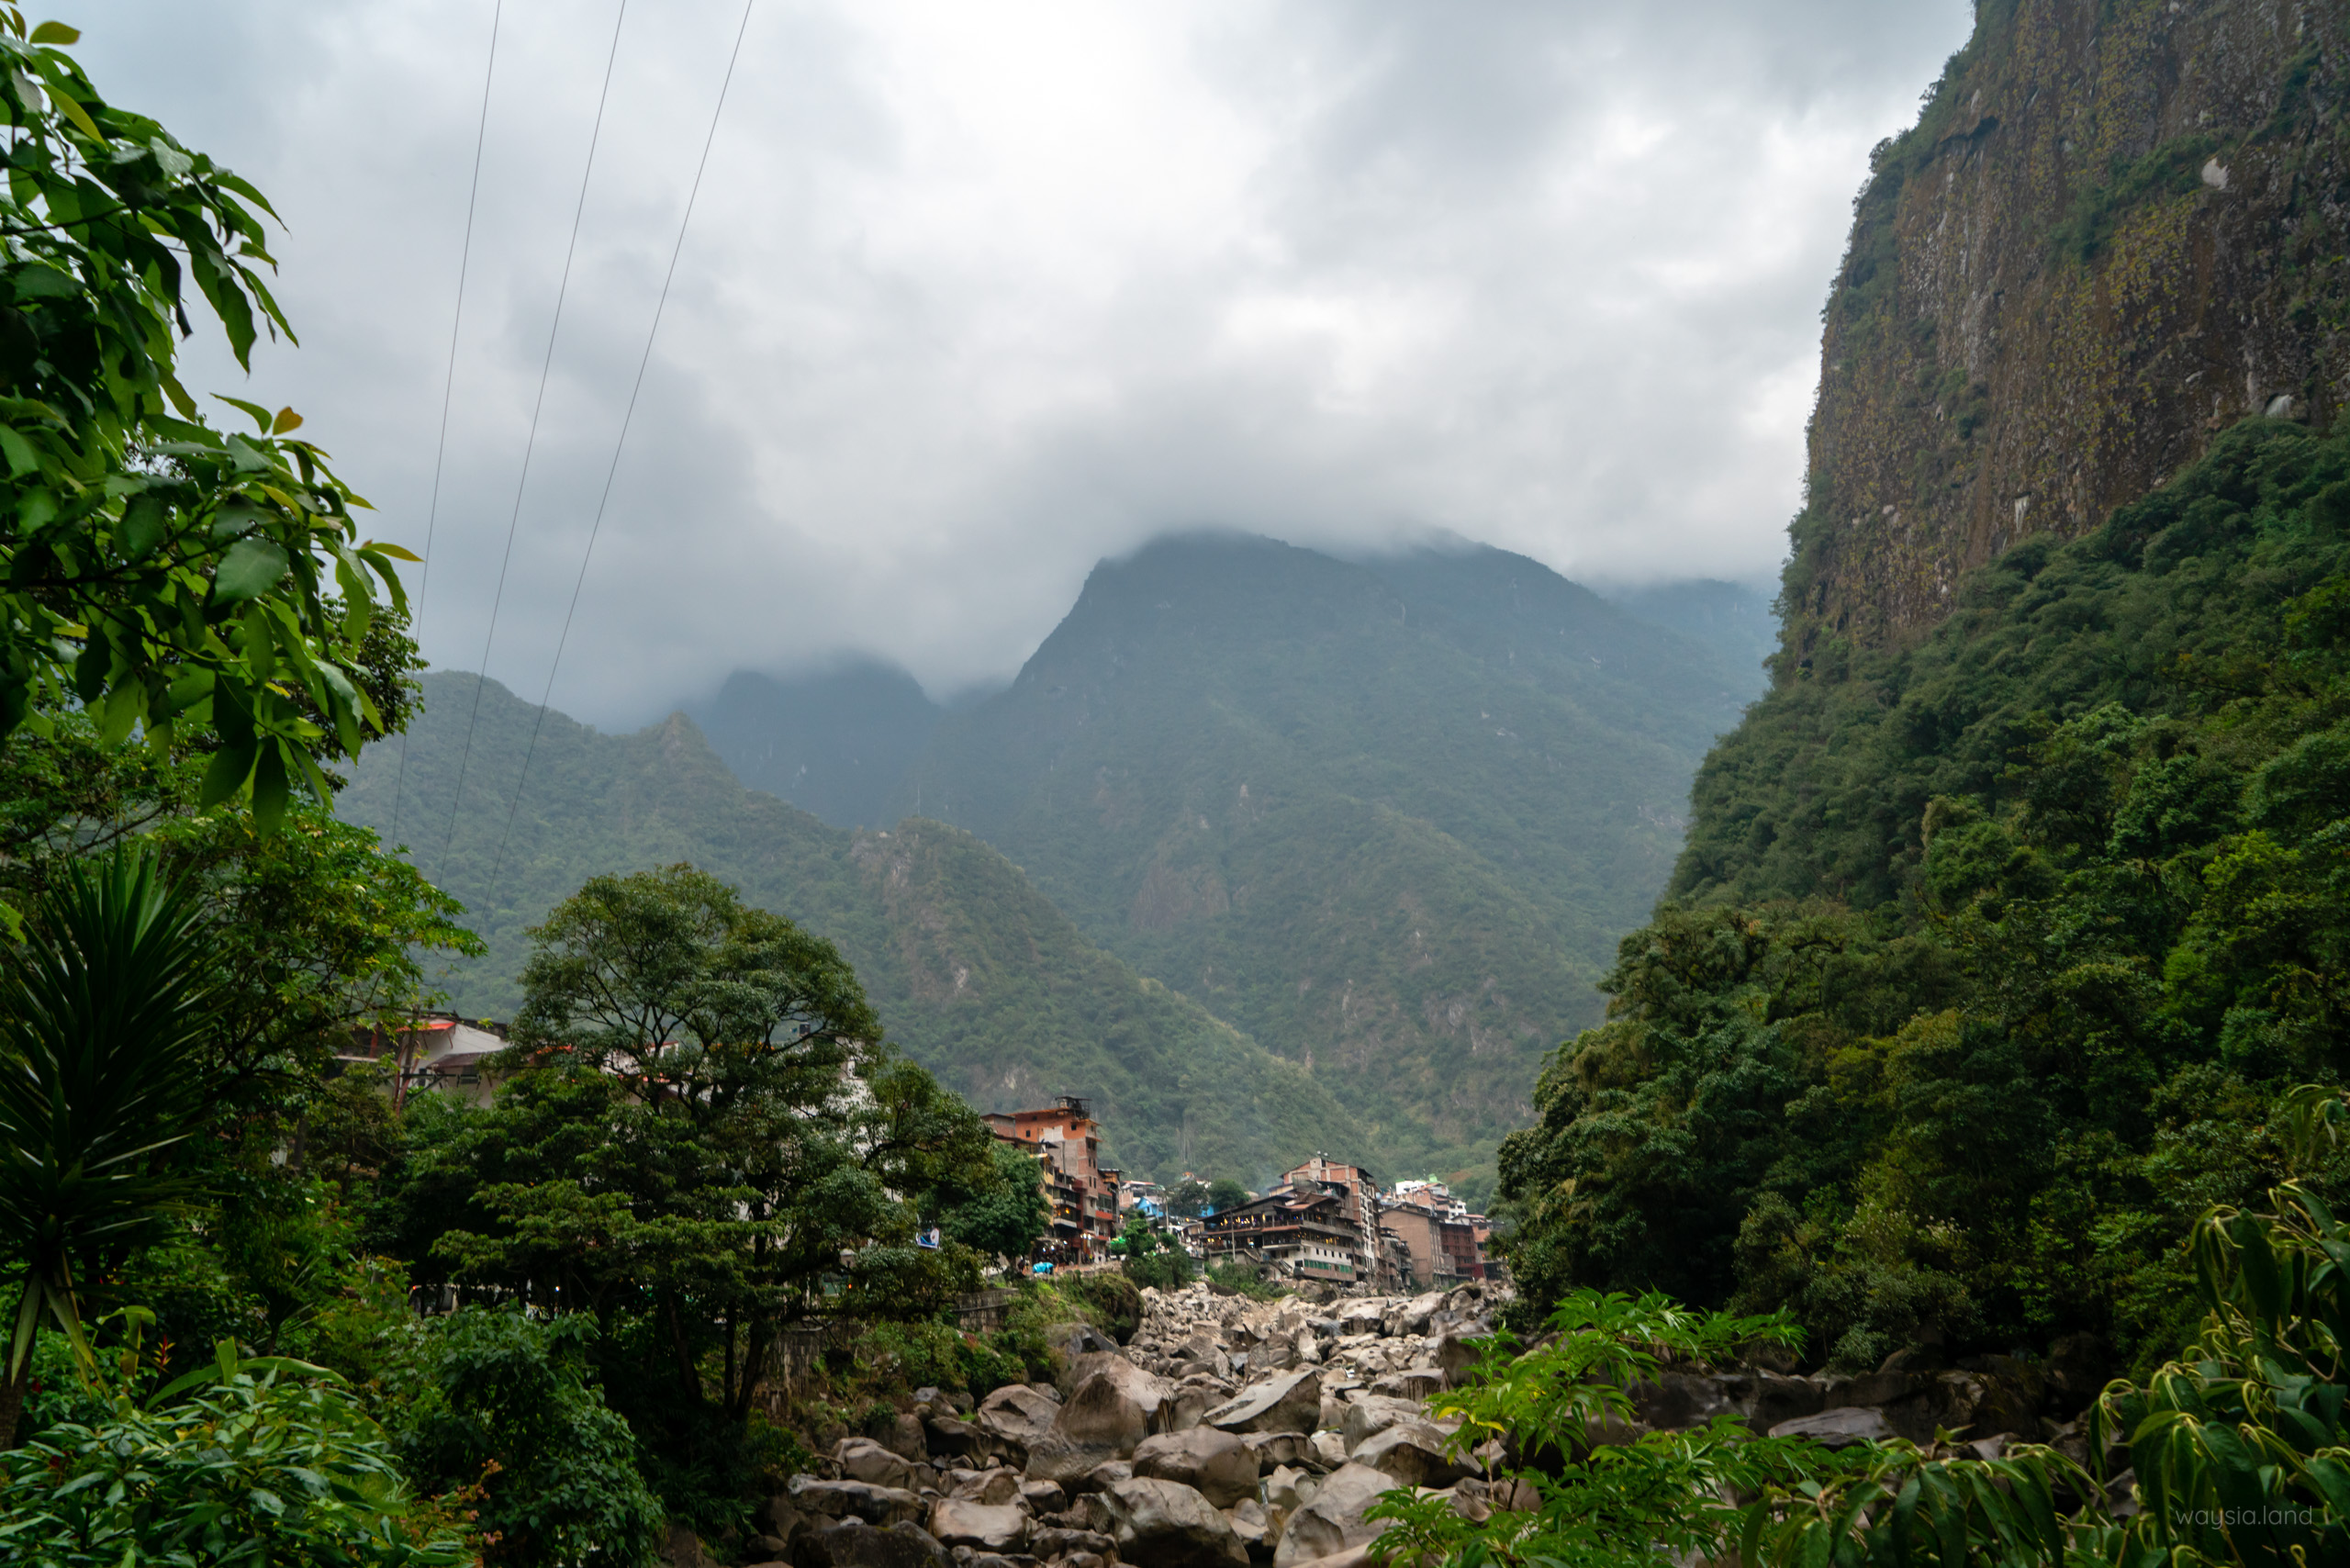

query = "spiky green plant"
0;845;217;1446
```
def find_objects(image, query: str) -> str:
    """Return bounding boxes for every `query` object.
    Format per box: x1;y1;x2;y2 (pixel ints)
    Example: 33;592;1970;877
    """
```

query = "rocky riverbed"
711;1278;2105;1568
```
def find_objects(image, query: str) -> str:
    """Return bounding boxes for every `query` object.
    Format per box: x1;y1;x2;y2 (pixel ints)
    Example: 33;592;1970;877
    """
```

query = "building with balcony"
984;1096;1122;1265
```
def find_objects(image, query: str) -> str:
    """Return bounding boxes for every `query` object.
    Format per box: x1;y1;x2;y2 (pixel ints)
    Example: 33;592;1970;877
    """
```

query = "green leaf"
362;540;422;562
270;405;303;434
0;424;38;477
210;538;288;604
121;494;170;560
197;737;255;808
251;741;289;832
213;394;273;432
28;22;81;44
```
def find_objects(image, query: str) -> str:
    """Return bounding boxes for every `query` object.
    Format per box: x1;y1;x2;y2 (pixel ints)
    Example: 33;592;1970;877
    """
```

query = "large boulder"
884;1413;930;1463
1098;1476;1250;1568
1769;1407;1893;1450
948;1469;1021;1506
790;1522;953;1568
1270;1463;1397;1568
836;1438;918;1491
1026;1361;1177;1482
1351;1425;1473;1489
1134;1427;1259;1509
1337;1396;1431;1456
926;1499;1028;1553
789;1477;925;1529
978;1384;1065;1449
1204;1370;1323;1436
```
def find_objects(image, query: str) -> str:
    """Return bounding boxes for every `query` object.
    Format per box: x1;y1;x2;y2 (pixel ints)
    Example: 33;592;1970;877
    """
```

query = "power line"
387;0;503;850
486;0;760;896
439;0;632;879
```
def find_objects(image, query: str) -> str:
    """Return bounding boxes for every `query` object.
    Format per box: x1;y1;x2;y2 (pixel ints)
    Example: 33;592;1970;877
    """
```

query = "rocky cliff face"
1789;0;2350;658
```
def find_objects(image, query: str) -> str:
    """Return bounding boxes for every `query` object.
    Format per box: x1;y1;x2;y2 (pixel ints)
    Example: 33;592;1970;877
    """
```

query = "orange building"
985;1096;1122;1264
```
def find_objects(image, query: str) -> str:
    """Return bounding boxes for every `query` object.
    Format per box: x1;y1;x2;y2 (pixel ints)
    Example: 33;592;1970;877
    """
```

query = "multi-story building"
1378;1178;1487;1287
984;1096;1122;1264
341;1014;509;1107
1200;1183;1363;1283
1281;1153;1392;1286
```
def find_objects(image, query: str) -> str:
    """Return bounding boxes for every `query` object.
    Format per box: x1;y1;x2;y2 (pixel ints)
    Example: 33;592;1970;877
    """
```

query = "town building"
1281;1153;1393;1286
984;1096;1122;1265
1200;1183;1364;1284
341;1014;509;1107
1378;1177;1488;1287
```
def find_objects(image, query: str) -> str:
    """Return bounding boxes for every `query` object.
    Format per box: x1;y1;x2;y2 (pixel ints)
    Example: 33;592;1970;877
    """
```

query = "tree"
938;1140;1049;1271
1164;1179;1210;1218
0;12;413;831
0;846;218;1446
1206;1178;1249;1214
405;866;995;1434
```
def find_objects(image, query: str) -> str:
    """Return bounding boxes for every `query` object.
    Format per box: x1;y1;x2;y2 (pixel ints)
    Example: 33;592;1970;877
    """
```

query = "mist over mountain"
688;660;941;830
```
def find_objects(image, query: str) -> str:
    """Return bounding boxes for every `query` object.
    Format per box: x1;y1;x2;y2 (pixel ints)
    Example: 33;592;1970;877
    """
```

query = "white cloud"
79;0;1972;723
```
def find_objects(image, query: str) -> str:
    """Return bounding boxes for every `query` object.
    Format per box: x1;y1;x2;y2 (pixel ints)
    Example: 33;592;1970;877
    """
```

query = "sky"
84;0;1975;724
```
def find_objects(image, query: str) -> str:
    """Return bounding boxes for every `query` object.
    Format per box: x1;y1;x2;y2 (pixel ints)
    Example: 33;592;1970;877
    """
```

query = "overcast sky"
84;0;1973;724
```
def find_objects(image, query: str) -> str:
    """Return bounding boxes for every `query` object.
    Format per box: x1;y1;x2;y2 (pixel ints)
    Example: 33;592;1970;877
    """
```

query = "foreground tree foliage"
0;1324;464;1567
0;9;416;833
1498;420;2350;1376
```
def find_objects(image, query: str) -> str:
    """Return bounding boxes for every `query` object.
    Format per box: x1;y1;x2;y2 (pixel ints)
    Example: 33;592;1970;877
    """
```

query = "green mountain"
339;672;1359;1187
887;535;1760;1189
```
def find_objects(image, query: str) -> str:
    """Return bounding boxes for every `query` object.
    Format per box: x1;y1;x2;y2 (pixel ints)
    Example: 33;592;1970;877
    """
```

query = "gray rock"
791;1477;928;1529
1019;1480;1068;1515
1350;1425;1472;1489
1204;1371;1323;1436
1029;1528;1117;1562
979;1385;1066;1449
840;1438;920;1491
951;1470;1022;1506
1306;1431;1347;1469
1025;1362;1175;1483
1134;1427;1259;1509
928;1500;1029;1552
1226;1496;1271;1560
1241;1432;1310;1473
1337;1397;1427;1456
1269;1463;1396;1567
1099;1476;1250;1568
791;1522;954;1568
1768;1407;1892;1450
888;1414;933;1463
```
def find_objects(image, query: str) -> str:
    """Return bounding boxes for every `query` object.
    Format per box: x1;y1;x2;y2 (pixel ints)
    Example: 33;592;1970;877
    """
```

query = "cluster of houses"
342;1021;1494;1294
974;1096;1495;1292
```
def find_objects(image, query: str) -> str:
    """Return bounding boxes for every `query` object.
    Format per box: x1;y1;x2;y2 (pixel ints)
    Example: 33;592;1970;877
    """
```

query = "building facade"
1200;1185;1363;1283
1377;1178;1487;1288
984;1096;1122;1264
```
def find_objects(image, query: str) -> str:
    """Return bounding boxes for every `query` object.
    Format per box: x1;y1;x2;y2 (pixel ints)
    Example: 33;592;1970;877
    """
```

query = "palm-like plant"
0;846;218;1447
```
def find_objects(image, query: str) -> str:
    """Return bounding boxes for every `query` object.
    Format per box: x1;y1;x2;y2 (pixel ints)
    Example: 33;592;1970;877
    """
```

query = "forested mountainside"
1792;0;2350;658
888;535;1757;1192
1505;418;2350;1378
338;673;1360;1185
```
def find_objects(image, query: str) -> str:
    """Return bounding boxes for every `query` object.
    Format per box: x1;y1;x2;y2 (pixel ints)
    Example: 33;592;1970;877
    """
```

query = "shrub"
393;1309;661;1568
0;1342;464;1568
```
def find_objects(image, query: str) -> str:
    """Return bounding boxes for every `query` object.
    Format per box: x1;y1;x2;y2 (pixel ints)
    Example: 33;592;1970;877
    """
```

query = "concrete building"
1281;1153;1393;1287
1378;1177;1488;1287
984;1096;1122;1265
1200;1183;1363;1284
341;1014;509;1107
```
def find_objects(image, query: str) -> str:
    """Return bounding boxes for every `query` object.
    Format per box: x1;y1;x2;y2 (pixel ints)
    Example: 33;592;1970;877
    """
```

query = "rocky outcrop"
1792;0;2350;658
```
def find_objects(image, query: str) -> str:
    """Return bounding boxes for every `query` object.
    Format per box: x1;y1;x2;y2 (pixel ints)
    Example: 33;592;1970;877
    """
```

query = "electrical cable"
438;0;632;878
484;0;759;894
387;0;503;850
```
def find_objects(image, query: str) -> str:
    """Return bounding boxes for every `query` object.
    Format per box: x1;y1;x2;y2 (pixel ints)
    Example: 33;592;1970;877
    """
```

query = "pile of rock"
737;1282;1505;1568
734;1280;2097;1568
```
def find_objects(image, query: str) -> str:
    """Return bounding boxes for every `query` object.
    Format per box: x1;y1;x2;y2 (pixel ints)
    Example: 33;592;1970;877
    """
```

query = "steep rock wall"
1789;0;2350;658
